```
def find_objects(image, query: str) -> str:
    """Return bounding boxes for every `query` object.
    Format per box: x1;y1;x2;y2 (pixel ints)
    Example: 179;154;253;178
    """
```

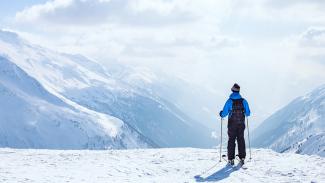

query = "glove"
219;111;223;117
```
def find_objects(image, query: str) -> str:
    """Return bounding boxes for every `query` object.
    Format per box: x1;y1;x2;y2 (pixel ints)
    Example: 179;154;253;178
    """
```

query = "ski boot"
239;158;245;165
228;159;235;165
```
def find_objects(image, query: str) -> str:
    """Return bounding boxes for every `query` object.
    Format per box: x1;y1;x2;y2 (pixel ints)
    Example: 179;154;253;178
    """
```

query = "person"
219;83;250;165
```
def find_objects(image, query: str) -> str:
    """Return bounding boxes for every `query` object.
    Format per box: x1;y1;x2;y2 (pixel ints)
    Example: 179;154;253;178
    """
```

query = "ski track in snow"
0;148;324;183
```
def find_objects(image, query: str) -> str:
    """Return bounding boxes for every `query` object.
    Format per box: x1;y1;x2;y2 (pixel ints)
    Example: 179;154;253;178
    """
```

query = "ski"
235;154;248;169
237;162;248;170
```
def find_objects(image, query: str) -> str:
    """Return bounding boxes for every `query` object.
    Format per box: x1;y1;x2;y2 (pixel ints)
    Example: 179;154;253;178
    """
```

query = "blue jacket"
220;92;251;118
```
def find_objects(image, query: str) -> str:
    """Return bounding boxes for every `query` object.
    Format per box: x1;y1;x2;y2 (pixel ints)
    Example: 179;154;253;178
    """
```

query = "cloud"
119;35;240;59
299;27;325;47
228;0;325;27
265;0;325;9
292;27;325;69
15;0;196;26
267;0;325;24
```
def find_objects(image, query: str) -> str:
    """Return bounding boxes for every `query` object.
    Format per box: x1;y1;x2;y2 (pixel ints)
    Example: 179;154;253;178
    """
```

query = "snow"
0;46;151;149
287;133;325;157
0;148;324;183
252;85;325;157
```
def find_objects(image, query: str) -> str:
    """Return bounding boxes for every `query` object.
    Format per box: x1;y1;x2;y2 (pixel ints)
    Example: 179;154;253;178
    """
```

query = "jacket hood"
229;92;242;99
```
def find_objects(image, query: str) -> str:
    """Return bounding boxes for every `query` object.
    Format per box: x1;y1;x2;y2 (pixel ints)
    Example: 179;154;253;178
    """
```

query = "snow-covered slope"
0;55;150;149
0;29;214;148
252;85;325;156
0;148;324;182
285;133;325;156
61;57;215;148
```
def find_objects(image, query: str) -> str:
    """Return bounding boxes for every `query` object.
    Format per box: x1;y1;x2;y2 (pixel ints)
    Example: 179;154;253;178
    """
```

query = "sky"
1;0;325;128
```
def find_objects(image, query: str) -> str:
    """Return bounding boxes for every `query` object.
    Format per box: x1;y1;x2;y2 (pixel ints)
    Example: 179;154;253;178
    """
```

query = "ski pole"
219;117;223;162
246;117;252;160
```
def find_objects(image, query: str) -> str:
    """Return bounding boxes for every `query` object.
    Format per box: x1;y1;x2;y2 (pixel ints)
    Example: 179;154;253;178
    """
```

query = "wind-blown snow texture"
0;29;214;149
0;148;324;182
252;85;325;157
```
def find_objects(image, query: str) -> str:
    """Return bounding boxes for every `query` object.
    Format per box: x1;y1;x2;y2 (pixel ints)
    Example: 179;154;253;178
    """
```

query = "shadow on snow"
194;164;241;182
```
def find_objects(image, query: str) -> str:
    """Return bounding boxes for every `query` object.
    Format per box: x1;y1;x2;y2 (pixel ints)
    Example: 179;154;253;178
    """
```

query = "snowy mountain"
0;148;324;182
118;67;223;130
0;29;214;148
0;55;150;149
252;85;325;157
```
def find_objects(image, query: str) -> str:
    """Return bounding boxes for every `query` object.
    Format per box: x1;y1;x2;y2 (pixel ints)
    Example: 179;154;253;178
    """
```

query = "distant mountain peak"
0;29;23;45
252;85;325;157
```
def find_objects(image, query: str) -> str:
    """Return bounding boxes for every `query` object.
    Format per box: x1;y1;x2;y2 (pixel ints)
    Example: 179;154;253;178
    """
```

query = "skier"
219;83;250;165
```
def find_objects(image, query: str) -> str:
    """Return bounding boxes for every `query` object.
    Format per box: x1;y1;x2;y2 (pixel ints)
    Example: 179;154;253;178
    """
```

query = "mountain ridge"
252;84;325;156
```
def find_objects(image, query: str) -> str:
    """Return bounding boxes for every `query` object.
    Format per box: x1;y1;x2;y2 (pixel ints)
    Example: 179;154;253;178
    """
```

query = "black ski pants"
227;120;246;160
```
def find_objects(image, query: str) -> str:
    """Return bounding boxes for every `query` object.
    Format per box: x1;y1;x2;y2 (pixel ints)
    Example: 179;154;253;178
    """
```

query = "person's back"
219;83;250;165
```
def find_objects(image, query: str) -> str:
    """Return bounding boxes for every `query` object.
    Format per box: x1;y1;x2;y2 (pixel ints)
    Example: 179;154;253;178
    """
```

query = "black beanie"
231;83;240;92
